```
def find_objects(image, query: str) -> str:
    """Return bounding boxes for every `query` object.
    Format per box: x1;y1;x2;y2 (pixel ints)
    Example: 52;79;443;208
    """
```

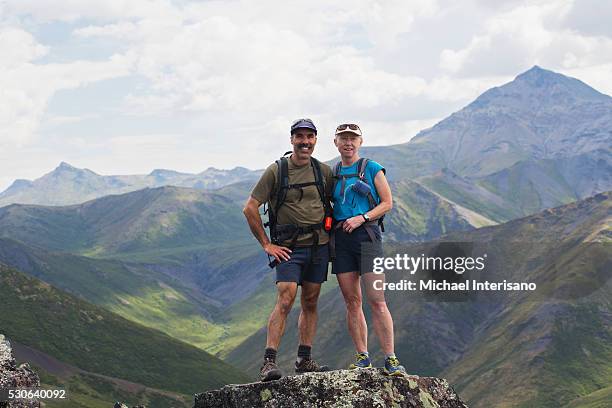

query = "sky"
1;0;612;191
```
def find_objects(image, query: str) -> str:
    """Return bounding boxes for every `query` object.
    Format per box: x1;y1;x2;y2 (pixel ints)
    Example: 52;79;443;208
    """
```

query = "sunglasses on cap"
336;123;360;131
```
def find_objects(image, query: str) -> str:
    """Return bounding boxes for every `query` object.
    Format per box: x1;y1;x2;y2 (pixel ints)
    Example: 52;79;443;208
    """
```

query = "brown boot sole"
261;368;282;382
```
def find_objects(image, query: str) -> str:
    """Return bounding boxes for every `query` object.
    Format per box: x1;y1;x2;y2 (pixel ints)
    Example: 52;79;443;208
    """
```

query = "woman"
331;123;405;376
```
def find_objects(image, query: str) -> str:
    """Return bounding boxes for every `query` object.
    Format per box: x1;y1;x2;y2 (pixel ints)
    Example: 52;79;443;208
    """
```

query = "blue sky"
1;0;612;191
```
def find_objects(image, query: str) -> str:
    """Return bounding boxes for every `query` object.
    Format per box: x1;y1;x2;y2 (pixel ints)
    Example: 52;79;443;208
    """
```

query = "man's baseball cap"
335;123;362;137
290;118;317;134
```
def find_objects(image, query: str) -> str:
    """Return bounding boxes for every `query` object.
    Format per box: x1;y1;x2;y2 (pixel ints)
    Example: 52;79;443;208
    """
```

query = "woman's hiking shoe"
348;353;372;369
260;359;282;382
383;356;406;376
295;358;330;374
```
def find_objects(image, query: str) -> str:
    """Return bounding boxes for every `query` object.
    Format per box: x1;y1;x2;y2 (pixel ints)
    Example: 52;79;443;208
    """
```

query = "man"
243;118;333;381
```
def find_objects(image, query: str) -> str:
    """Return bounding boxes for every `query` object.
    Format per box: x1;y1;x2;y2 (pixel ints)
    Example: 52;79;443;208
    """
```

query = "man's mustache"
297;144;312;149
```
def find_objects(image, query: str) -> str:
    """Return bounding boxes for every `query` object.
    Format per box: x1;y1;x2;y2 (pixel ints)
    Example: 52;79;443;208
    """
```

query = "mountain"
0;186;274;357
0;181;486;300
227;191;611;407
7;337;192;408
4;66;609;222
0;185;250;255
391;65;612;179
355;66;612;221
0;180;485;358
0;162;262;207
0;237;229;354
0;263;249;398
0;185;269;304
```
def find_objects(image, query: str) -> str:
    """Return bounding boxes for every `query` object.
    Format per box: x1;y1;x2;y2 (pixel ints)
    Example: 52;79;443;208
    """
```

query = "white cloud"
561;0;612;38
426;75;511;101
0;27;48;66
438;0;612;79
1;0;611;191
2;0;180;22
0;42;133;149
73;5;433;120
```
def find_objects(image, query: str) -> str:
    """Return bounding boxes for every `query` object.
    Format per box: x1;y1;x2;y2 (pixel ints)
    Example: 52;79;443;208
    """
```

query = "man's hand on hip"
264;243;292;263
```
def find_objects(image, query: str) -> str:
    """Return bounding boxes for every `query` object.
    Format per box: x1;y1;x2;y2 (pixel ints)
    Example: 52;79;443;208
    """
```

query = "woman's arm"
341;169;392;233
366;169;392;220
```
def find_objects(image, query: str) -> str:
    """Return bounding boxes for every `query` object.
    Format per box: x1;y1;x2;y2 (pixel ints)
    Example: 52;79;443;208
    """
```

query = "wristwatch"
362;213;370;222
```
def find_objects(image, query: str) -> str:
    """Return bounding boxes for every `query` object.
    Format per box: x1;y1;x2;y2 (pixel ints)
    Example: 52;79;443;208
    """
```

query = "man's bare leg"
266;282;298;349
297;281;322;347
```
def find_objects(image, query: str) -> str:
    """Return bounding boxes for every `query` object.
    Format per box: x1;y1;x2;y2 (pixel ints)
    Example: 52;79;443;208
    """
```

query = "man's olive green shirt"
251;157;333;247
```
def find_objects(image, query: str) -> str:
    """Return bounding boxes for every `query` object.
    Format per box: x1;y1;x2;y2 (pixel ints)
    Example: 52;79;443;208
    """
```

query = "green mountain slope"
0;185;270;306
386;179;494;241
0;238;229;353
0;185;251;256
12;341;191;408
0;263;249;396
228;191;611;407
0;179;488;358
563;384;612;408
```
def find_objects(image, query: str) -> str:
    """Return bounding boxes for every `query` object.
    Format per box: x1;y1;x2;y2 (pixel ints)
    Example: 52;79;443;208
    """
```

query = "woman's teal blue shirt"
332;160;385;221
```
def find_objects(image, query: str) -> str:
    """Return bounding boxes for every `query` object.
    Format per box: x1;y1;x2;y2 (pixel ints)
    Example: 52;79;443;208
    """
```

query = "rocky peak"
49;162;98;178
56;161;77;171
195;368;468;408
0;334;40;408
148;169;187;178
470;65;611;111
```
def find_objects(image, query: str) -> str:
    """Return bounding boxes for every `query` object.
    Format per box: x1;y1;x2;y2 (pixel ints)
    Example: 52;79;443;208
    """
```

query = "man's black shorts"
332;224;383;275
276;244;329;285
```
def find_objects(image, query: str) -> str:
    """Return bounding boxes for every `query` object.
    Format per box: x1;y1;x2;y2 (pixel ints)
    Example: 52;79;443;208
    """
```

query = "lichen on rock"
195;368;468;408
0;334;41;408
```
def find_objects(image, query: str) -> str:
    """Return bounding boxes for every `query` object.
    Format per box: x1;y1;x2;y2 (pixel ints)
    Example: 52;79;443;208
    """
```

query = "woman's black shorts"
332;224;383;275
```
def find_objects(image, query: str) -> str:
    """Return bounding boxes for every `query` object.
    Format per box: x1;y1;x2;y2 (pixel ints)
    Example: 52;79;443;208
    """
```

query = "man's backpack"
263;152;332;267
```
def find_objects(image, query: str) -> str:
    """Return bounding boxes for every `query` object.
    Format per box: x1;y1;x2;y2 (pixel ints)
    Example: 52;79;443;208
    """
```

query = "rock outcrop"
0;334;40;408
195;368;468;408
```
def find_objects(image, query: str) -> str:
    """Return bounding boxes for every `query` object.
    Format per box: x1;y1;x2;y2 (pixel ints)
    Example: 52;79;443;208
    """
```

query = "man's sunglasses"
336;123;360;131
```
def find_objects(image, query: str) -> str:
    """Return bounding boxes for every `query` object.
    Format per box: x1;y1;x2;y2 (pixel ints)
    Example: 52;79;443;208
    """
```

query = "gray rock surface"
0;334;40;408
195;368;468;408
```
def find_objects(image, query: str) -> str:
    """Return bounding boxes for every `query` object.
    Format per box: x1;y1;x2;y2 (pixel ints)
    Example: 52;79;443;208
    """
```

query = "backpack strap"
310;157;332;217
357;158;368;181
332;161;343;196
266;153;330;251
274;155;290;216
335;157;387;232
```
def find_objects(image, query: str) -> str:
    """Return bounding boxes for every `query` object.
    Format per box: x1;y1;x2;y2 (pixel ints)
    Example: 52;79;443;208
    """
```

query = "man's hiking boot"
383;356;406;376
295;358;330;374
348;352;372;369
260;359;282;382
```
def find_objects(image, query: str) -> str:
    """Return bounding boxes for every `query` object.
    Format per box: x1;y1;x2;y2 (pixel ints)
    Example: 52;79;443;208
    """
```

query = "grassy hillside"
228;191;612;407
15;356;191;408
0;180;488;358
0;186;252;257
563;384;612;408
0;185;275;356
0;238;235;353
0;263;249;396
387;179;490;241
